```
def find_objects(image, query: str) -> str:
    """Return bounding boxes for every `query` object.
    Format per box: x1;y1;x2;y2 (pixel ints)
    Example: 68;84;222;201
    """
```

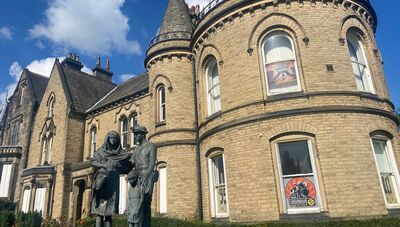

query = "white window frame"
347;32;375;94
370;137;400;208
120;118;129;148
205;58;221;116
21;188;31;213
118;175;128;214
130;114;137;146
90;127;97;157
33;187;46;214
275;139;323;214
207;151;229;218
159;166;167;214
261;31;301;96
158;86;166;122
0;164;13;197
47;136;53;163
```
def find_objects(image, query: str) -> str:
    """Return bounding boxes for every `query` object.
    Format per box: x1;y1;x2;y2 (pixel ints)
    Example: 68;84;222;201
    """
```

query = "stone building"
10;0;400;224
0;69;48;204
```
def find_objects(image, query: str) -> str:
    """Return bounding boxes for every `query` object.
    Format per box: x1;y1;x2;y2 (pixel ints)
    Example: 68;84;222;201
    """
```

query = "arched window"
370;133;400;206
347;31;374;93
41;135;53;165
207;149;229;217
157;86;166;122
90;127;97;157
120;117;129;148
262;31;300;95
205;58;221;115
130;113;137;146
47;95;55;118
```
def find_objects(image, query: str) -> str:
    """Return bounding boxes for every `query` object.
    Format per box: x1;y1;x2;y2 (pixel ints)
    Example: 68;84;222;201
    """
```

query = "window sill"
281;211;329;221
266;91;305;102
155;121;166;128
206;111;222;121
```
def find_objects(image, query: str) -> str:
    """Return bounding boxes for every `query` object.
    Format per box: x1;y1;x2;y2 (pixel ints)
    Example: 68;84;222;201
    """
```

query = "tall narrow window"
21;188;31;213
158;86;166;122
33;187;46;214
47;136;53;163
347;32;374;93
119;176;128;214
205;58;221;115
262;31;300;95
121;118;129;148
0;164;12;197
48;96;55;118
41;138;48;165
276;140;322;213
130;114;137;146
159;166;167;214
371;138;400;206
90;127;97;157
208;152;228;217
10;120;20;145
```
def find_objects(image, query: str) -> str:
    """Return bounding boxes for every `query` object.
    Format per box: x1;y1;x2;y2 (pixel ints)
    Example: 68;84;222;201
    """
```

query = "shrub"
0;210;15;227
15;211;42;227
0;199;16;211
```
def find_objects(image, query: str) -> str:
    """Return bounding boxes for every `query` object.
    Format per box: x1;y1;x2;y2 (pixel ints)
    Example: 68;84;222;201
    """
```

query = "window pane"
0;164;12;197
207;59;221;115
22;189;31;213
265;35;294;63
279;141;312;176
211;154;227;215
159;167;167;213
373;141;392;173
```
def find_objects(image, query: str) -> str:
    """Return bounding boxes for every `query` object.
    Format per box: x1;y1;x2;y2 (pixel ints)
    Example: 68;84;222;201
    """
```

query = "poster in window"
284;177;318;209
265;60;297;92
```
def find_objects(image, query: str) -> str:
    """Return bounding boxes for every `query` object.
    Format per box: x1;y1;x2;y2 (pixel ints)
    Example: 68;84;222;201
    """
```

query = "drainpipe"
192;55;203;221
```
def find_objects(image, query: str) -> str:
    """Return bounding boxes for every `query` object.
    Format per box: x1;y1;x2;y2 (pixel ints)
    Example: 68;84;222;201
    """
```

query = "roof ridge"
85;86;118;113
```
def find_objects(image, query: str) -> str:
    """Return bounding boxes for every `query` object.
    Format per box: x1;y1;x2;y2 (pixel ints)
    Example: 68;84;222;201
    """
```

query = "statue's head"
106;131;120;149
133;124;148;144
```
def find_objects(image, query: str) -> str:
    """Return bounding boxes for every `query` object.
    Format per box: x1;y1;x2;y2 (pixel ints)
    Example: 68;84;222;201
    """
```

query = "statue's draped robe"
128;141;157;225
91;132;131;216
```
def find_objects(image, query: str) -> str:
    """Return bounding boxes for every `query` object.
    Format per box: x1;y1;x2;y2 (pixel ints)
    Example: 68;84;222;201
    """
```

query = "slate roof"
159;0;192;34
87;72;149;113
57;61;117;114
26;70;49;102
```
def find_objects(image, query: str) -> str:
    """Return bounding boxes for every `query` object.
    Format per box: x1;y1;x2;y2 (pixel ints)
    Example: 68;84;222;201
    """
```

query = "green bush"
0;210;15;227
0;199;16;211
15;211;42;227
77;216;400;227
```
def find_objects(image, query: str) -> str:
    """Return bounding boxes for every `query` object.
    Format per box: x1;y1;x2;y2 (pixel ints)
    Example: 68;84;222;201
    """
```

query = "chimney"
92;56;113;82
61;53;84;71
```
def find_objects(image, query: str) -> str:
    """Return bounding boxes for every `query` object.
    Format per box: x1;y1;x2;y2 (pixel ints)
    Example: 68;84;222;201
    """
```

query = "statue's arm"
91;152;107;169
144;144;157;178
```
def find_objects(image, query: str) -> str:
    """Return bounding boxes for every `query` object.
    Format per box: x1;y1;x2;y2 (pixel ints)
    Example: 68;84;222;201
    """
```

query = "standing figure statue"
128;124;157;227
91;131;131;227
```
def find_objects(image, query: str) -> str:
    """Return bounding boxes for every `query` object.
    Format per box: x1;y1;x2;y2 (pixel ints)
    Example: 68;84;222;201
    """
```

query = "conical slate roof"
159;0;192;34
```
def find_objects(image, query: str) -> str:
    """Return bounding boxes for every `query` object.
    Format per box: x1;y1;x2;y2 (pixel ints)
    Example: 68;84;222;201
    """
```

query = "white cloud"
9;62;23;80
185;0;211;9
119;74;135;82
35;41;46;50
29;0;141;56
0;26;12;41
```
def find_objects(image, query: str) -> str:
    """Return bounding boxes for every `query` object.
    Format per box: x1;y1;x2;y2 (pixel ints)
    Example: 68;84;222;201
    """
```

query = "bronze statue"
91;131;131;227
127;124;157;227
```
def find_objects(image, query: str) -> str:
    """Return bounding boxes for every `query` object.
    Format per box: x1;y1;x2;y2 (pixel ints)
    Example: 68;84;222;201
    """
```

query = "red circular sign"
285;177;316;201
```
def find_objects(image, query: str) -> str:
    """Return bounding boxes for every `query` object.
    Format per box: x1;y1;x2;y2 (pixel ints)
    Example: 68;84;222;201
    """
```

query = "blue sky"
0;0;398;110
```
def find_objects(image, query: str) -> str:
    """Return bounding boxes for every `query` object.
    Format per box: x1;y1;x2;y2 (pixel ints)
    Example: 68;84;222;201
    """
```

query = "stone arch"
197;44;224;72
267;121;318;141
151;74;173;93
205;147;224;158
363;120;398;140
248;13;308;53
339;15;376;49
114;102;139;123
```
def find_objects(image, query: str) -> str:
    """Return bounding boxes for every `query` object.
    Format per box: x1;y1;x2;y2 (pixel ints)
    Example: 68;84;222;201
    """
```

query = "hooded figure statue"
91;131;131;227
